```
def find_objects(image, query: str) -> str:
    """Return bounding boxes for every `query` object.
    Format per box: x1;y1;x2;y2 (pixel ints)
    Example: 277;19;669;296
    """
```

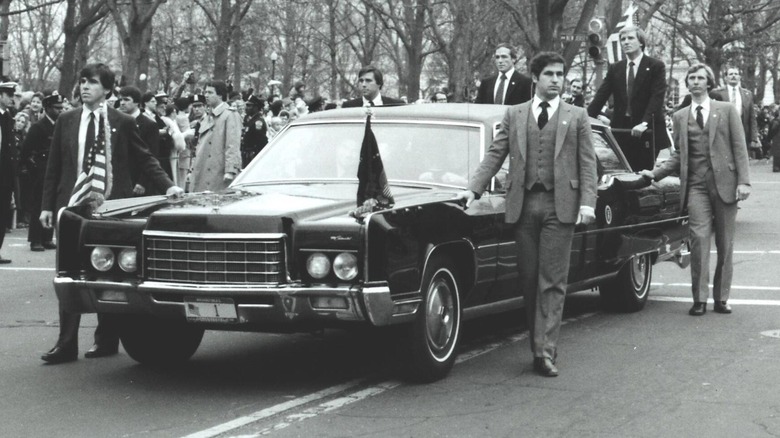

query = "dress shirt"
362;94;384;107
532;95;560;123
78;106;102;175
730;86;742;116
493;68;515;105
690;97;711;125
626;53;643;87
130;109;141;119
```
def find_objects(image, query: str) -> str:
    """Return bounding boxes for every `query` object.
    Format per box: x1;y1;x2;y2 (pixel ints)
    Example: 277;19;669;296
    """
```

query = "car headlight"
90;247;115;272
333;252;358;280
306;252;331;279
118;248;137;273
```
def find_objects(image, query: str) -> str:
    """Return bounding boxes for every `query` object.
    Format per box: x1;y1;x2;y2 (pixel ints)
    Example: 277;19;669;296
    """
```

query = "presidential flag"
355;115;394;210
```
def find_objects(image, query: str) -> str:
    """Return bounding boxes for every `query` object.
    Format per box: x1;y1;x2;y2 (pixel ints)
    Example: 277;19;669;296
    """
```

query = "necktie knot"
539;101;549;109
629;61;635;68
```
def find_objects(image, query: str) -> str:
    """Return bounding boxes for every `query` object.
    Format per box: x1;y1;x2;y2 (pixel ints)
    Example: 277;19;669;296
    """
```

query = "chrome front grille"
144;232;286;285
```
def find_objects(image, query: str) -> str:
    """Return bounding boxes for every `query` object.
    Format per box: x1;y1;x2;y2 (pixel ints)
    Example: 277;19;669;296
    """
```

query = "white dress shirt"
532;95;560;122
362;94;384;107
729;86;742;117
690;97;711;126
78;106;102;175
626;53;643;87
493;68;515;104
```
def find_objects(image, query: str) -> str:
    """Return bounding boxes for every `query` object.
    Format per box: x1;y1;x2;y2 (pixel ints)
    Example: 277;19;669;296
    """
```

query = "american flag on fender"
356;115;394;209
69;116;108;207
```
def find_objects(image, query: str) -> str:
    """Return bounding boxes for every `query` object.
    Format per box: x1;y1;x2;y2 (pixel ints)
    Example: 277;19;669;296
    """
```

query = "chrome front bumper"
52;277;418;328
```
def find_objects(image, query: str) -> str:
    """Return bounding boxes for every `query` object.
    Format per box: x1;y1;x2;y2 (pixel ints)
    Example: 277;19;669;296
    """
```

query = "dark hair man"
587;26;670;171
119;85;160;196
567;78;584;107
20;91;64;252
241;95;268;167
641;63;751;316
187;80;242;191
341;66;405;108
475;43;533;105
713;67;761;156
455;52;597;377
40;63;183;364
0;81;18;263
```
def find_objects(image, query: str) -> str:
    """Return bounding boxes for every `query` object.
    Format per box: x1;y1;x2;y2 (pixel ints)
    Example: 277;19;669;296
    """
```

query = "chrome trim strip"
84;244;136;249
463;297;525;321
290;119;485;129
299;249;358;253
142;230;286;239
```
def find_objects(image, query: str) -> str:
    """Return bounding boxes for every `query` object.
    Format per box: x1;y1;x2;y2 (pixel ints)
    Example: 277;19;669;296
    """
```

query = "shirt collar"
690;97;711;115
363;94;383;106
532;95;560;114
627;53;643;68
81;105;102;122
211;102;228;116
498;68;515;80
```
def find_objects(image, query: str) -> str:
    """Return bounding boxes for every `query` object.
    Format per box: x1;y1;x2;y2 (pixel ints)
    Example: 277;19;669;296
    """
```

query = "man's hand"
576;206;596;226
597;115;611;125
639;169;655;181
736;184;751;201
453;190;476;208
166;185;185;198
40;211;54;229
133;184;146;195
631;122;648;137
223;173;235;184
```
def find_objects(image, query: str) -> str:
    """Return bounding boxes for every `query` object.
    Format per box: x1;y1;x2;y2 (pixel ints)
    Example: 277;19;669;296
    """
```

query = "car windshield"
235;121;482;188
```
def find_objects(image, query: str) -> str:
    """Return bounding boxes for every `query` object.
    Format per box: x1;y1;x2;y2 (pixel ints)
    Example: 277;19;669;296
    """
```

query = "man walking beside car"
39;63;183;364
641;63;750;316
455;52;597;377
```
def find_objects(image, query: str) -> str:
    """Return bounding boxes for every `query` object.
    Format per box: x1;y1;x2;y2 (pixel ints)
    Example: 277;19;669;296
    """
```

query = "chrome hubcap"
426;276;455;354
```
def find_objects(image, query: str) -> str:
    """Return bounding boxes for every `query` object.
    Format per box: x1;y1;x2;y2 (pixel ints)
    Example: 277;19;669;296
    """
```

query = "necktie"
369;101;376;107
696;105;704;129
83;112;96;172
538;101;549;130
494;74;506;105
730;87;737;104
626;61;635;116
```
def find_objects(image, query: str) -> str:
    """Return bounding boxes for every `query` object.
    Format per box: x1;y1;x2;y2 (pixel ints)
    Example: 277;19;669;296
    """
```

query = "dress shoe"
689;302;707;316
41;346;77;364
42;241;57;250
533;357;559;377
84;344;119;358
714;301;732;314
30;243;45;252
0;256;11;264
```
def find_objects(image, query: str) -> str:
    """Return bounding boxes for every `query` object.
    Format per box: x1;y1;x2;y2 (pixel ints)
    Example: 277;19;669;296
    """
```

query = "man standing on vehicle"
455;52;597;377
39;63;183;364
475;43;533;105
641;64;750;316
341;66;405;108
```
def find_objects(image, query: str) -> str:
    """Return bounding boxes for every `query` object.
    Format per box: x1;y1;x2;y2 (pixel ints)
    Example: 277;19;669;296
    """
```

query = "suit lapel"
555;103;572;157
517;102;530;160
68;110;81;170
505;72;518;101
708;103;720;151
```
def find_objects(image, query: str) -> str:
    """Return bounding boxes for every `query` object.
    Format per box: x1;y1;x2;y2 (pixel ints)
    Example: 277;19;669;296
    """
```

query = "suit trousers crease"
515;191;574;360
687;169;738;303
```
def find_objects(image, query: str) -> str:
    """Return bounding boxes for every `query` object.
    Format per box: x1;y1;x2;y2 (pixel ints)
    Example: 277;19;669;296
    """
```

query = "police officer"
241;95;268;168
21;91;63;251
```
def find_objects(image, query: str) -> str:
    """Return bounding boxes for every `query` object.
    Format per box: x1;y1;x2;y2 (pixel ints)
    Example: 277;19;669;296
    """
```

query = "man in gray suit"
642;63;751;316
713;66;760;157
456;52;597;377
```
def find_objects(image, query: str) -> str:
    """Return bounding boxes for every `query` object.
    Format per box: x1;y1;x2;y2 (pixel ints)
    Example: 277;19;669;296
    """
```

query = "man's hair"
619;26;646;51
32;92;44;102
570;78;582;86
685;63;716;91
269;99;284;116
141;91;156;105
228;90;241;101
204;80;229;100
495;43;518;61
79;63;115;92
529;52;566;78
119;86;142;103
357;65;383;88
174;96;190;111
725;66;741;76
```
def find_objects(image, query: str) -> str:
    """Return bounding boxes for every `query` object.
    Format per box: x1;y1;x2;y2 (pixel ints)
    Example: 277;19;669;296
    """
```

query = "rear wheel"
599;253;653;312
119;316;204;366
404;256;462;383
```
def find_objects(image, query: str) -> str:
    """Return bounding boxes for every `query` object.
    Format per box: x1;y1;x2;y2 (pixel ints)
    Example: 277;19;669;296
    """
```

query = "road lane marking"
652;283;780;292
0;267;55;271
184;311;598;438
650;296;780;306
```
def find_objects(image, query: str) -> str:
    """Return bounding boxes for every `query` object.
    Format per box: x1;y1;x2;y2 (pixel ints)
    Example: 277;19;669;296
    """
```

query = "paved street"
1;160;779;438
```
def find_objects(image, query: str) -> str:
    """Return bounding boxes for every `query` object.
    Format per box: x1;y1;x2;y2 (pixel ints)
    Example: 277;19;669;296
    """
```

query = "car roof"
297;102;609;130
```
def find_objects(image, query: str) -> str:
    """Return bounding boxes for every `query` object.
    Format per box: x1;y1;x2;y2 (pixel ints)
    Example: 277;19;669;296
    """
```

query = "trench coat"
189;102;242;192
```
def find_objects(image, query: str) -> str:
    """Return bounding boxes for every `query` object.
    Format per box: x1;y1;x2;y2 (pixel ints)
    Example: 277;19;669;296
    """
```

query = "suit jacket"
135;113;161;192
713;86;759;144
653;100;750;209
475;71;533;105
341;95;405;108
587;55;669;148
0;111;13;189
468;101;598;224
42;106;174;214
189;102;242;192
675;91;724;111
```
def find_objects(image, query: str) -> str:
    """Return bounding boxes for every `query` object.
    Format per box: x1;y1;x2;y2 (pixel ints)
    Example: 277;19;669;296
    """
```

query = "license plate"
185;297;238;323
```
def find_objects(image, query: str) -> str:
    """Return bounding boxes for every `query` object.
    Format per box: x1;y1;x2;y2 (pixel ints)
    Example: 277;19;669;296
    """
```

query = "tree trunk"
0;0;10;78
232;25;242;89
212;0;232;80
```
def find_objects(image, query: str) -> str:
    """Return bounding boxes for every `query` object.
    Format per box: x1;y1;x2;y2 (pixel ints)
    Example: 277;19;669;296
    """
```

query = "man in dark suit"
241;95;268;167
713;67;760;156
566;78;585;107
40;63;184;364
341;66;404;108
21;91;63;252
587;26;669;171
475;43;533;105
118;85;160;195
0;82;17;264
456;52;597;377
642;64;751;316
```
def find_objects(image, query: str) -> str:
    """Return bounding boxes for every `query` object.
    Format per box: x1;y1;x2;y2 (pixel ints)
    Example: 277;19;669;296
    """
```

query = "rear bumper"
53;277;416;329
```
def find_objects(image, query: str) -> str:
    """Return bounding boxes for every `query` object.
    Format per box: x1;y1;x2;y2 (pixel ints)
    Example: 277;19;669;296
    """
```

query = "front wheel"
599;253;653;312
119;316;205;366
404;256;462;383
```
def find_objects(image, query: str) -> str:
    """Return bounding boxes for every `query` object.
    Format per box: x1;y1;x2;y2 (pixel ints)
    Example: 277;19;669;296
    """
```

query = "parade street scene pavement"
2;159;778;437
